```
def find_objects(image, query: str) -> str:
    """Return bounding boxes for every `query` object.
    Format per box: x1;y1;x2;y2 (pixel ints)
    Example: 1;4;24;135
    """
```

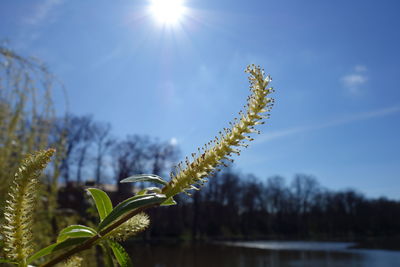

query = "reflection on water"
223;241;354;251
126;241;400;267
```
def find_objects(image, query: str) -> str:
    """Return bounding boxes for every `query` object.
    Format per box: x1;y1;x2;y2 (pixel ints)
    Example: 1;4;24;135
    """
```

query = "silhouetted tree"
59;115;94;183
92;121;113;184
291;174;319;214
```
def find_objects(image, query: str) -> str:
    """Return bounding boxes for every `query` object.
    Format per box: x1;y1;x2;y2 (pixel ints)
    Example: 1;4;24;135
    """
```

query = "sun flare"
149;0;185;25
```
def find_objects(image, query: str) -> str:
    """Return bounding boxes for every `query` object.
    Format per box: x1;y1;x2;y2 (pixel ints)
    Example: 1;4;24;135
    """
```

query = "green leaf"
98;194;167;231
108;240;133;267
27;237;89;264
136;187;162;195
100;242;115;267
0;258;17;265
161;197;177;206
57;225;97;242
87;188;113;221
135;189;148;195
120;174;168;186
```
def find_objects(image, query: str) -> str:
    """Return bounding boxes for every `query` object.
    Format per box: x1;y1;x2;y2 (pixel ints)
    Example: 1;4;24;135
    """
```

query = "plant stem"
39;203;159;267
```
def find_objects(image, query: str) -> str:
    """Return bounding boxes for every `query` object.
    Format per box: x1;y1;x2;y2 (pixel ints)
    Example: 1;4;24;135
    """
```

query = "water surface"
127;241;400;267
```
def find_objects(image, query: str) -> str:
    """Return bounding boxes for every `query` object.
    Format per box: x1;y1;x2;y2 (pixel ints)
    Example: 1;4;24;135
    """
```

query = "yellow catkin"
2;149;55;263
162;65;274;198
107;213;150;241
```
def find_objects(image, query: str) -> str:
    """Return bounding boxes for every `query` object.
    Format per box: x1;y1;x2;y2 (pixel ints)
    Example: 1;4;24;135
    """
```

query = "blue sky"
1;0;400;198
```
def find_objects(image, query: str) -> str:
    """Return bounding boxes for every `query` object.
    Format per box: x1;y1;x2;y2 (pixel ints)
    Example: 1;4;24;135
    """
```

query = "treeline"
50;115;400;241
148;171;400;240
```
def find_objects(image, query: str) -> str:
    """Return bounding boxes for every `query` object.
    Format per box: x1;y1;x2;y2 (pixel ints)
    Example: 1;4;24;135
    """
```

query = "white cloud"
256;105;400;144
24;0;64;26
341;74;368;94
354;65;367;72
341;65;368;95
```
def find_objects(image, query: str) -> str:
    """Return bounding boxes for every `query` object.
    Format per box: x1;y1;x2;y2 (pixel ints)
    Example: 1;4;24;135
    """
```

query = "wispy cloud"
341;65;368;95
24;0;63;26
256;105;400;143
354;65;367;72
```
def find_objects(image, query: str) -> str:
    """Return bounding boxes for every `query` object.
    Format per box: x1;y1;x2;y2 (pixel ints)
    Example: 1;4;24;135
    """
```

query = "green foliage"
120;174;168;186
1;64;274;267
57;225;97;243
100;243;114;267
98;193;166;231
108;240;133;267
87;188;113;221
27;237;89;264
161;197;177;206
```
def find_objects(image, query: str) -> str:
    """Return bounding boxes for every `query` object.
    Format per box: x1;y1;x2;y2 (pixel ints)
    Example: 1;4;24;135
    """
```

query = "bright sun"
149;0;185;25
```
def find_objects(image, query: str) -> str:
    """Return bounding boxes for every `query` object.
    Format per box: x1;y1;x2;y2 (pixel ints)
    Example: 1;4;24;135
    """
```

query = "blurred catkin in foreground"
2;149;55;263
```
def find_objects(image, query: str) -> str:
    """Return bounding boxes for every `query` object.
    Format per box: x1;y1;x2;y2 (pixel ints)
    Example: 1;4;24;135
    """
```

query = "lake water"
126;241;400;267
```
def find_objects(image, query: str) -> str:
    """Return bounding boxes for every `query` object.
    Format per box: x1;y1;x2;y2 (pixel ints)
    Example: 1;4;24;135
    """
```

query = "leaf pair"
88;173;175;228
87;187;166;231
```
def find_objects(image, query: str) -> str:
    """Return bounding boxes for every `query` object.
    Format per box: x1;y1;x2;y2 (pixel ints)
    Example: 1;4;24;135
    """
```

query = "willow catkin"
162;65;274;198
2;149;55;263
107;213;150;241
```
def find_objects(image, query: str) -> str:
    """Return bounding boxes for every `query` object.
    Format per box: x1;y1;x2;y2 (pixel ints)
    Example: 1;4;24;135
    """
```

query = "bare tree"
75;116;94;183
112;135;151;198
291;174;320;214
148;140;179;177
92;121;113;184
265;175;288;214
112;135;180;201
59;115;94;184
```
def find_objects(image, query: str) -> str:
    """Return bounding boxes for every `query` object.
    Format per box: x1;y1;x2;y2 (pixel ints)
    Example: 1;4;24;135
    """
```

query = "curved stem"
39;203;159;267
